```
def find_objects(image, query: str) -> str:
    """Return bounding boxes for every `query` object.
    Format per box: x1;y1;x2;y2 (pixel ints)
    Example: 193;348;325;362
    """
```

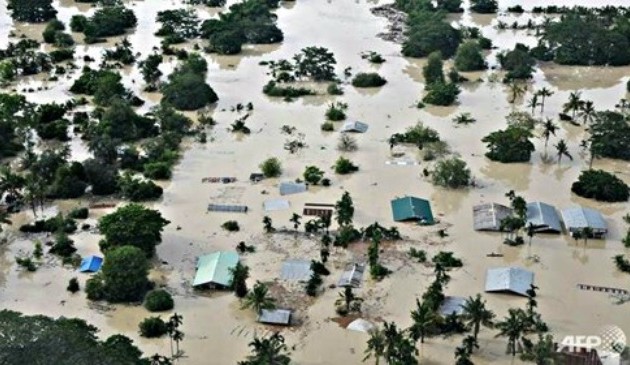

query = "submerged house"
79;255;103;273
340;121;369;133
192;251;239;288
391;196;434;224
525;202;563;233
561;206;608;238
258;309;292;326
207;204;248;213
263;199;290;211
338;263;366;288
303;203;334;218
473;203;512;231
485;267;534;297
280;260;312;281
279;181;307;196
439;296;466;316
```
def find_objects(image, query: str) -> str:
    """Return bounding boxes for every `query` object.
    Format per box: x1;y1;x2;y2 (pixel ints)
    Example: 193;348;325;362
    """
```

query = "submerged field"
0;0;629;364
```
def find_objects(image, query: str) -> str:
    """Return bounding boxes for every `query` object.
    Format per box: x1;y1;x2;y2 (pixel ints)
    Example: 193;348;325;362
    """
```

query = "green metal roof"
193;251;239;287
391;196;434;224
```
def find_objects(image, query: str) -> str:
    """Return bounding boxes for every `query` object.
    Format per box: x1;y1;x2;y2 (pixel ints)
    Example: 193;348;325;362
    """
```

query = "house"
303;203;334;218
555;344;607;365
561;206;608;238
258;309;292;326
346;318;375;333
390;196;434;224
340;121;369;133
207;204;248;213
279;182;307;196
338;263;366;288
485;267;534;297
263;199;290;211
473;203;512;231
280;260;312;281
439;296;466;316
249;173;264;182
79;255;103;273
192;251;239;288
526;202;563;233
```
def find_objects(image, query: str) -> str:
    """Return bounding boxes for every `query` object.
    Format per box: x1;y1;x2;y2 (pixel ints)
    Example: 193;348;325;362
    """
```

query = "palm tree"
454;346;474;365
536;87;554;113
363;328;386;365
461;294;495;342
23;174;46;216
242;281;276;314
382;322;418;364
579;100;596;125
229;262;250;298
540;118;558;148
149;354;172;365
554;139;572;164
262;216;274;233
563;91;584;120
289;213;301;231
409;299;438;344
0;165;25;200
239;333;291;365
508;81;526;104
452;113;476;125
527;94;539;114
520;333;556;365
335;286;363;315
496;308;528;356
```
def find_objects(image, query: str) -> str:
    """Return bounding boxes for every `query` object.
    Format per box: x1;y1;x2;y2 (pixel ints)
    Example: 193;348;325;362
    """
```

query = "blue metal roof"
79;255;103;273
526;202;563;233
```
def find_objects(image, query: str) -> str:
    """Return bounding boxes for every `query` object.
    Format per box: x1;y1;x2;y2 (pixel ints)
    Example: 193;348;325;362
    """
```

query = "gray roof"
485;267;534;297
280;260;312;281
279;182;307;196
208;204;248;213
340;121;369;133
525;202;563;233
473;203;512;231
561;206;607;233
263;199;290;211
257;309;292;325
338;263;366;288
439;296;466;316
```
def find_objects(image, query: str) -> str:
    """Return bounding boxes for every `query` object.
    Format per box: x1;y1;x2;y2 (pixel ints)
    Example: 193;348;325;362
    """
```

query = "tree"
303;165;324;185
563;91;584;120
7;0;57;22
335;191;354;227
363;328;386;365
409;299;438;344
262;216;275;233
508;81;526;103
0;165;25;201
536;88;554;113
554;139;572;164
289;213;301;231
242;281;276;314
259;157;282;178
50;229;77;257
423;51;444;85
520;334;555;364
527;94;539;115
139;316;168;338
540;118;557;148
98;204;170;257
238;333;291;365
431;157;471;188
461;294;495;342
423;82;460;106
88;245;150;303
335;286;363;315
293;47;336;82
496;308;528;356
403;13;462;58
579;100;596;125
352;73;387;87
588;111;630;161
498;44;536;81
482;126;535;163
381;322;418;364
470;0;498;13
144;290;174;312
162;72;218;111
334;157;359;174
140;54;163;91
166;313;184;358
455;345;474;365
230;262;249;298
454;41;485;71
571;169;629;202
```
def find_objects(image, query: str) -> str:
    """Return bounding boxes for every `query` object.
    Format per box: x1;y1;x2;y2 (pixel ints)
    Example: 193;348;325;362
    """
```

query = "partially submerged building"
192;251;239;288
79;255;103;273
525;202;563;233
280;260;312;281
279;182;307;196
390;196;434;224
439;296;466;316
473;203;512;231
485;267;534;297
263;199;290;211
338;263;366;288
561;206;608;238
340;121;369;133
207;204;248;213
303;203;334;218
258;309;292;326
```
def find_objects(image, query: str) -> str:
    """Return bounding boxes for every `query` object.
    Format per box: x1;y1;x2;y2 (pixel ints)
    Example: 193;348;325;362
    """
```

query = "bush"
337;134;358;152
454;41;485;71
85;275;105;300
138;317;168;338
470;0;497;13
259;157;282;177
144;290;174;312
303;166;324;185
334;157;359;174
67;277;80;293
571;170;629;202
50;231;77;258
351;73;387;87
162;72;218;110
422;82;460;106
327;83;343;95
325;102;347;121
222;221;240;231
321;122;334;131
68;207;89;219
262;81;314;99
143;162;172;180
43;20;65;43
482;125;534;163
431;157;471;188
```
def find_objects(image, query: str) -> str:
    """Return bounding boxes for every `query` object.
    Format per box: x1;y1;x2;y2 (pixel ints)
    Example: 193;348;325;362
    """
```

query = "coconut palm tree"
363;328;386;365
335;285;363;315
527;94;539;114
508;81;526;104
239;333;291;365
562;91;584;120
579;100;596;125
454;346;474;365
554;139;572;164
540;118;558;148
242;281;276;314
461;294;495;342
262;216;274;233
496;308;528;356
289;213;301;232
536;87;554;113
520;333;556;365
409;299;438;344
452;113;476;125
230;262;250;298
382;322;418;364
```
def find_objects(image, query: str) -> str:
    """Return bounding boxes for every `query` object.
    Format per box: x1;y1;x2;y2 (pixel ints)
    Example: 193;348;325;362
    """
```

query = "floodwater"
1;0;629;364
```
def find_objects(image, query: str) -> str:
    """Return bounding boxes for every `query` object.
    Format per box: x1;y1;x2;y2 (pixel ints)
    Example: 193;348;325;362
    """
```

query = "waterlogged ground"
1;0;630;364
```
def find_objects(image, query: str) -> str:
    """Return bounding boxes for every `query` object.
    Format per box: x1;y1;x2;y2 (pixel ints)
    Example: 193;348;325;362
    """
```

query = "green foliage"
391;122;440;146
423;51;444;85
351;72;387;87
230;262;250;298
50;230;77;258
305;272;323;296
139;316;168;338
118;173;163;202
431;157;471;188
103;38;135;65
155;9;199;44
497;44;536;81
98;204;170;256
361;51;386;64
327;82;344;95
0;310;146;364
293;47;337;82
144;290;175;312
303;165;325;185
335;191;354;227
589;111;630;161
432;251;463;268
325;102;347;121
75;6;137;41
42;20;65;43
139;54;162;91
571;170;629;202
262;81;315;99
94;245;150;303
482;126;535;163
68;207;89;219
338;134;358;152
222;220;240;231
19;214;77;234
408;247;427;263
82;159;119;195
67;277;80;293
321;121;334;131
403;11;462;58
334;157;359;174
436;0;462;12
454;41;486;71
70;68;138;106
470;0;497;13
7;0;57;22
259;157;282;177
614;255;630;273
423;82;460;106
15;256;37;271
239;333;292;365
162;55;218;110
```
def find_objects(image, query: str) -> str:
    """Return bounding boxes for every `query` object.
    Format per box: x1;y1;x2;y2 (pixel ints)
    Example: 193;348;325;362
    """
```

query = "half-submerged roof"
258;309;292;326
347;318;375;333
473;203;512;231
263;199;290;211
338;263;366;288
526;202;562;233
207;204;248;213
79;255;103;273
340;121;369;133
439;296;466;316
391;196;434;224
561;206;607;232
193;251;239;287
485;267;534;297
279;181;307;196
280;260;312;281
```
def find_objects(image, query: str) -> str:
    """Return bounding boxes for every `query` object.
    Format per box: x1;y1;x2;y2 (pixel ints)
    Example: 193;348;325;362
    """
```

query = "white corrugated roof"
561;206;607;232
280;260;312;281
485;267;534;297
526;202;562;233
263;199;290;211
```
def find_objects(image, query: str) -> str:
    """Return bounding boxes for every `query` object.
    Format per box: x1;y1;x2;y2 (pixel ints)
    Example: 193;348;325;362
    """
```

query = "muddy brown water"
1;0;629;364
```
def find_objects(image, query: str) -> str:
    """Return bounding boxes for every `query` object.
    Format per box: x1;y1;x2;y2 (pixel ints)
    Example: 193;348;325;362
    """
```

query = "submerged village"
1;0;630;364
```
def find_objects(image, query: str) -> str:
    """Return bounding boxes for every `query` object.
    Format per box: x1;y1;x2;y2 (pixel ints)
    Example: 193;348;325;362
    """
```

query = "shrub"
85;275;105;300
482;125;534;163
454;41;485;71
327;83;344;95
144;289;174;312
470;0;497;13
138;317;168;338
259;157;282;177
432;251;463;268
303;166;324;185
50;231;77;258
571;170;629;202
67;277;80;293
162;72;218;110
351;73;387;87
222;221;240;231
262;81;314;98
43;20;65;43
68;207;89;219
422;82;460;106
334;157;359;174
321;121;334;131
325;102;347;121
431;157;471;188
143;162;172;180
337;134;358;152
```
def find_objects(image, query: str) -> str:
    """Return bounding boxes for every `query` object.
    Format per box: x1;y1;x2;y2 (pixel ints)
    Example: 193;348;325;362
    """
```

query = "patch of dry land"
1;0;630;364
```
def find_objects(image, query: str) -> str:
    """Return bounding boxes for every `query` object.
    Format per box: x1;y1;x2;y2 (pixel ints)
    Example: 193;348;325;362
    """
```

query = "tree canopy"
161;54;218;110
589;111;630;161
403;11;462;58
88;245;150;302
454;41;486;71
482;126;535;163
7;0;57;22
571;170;629;202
